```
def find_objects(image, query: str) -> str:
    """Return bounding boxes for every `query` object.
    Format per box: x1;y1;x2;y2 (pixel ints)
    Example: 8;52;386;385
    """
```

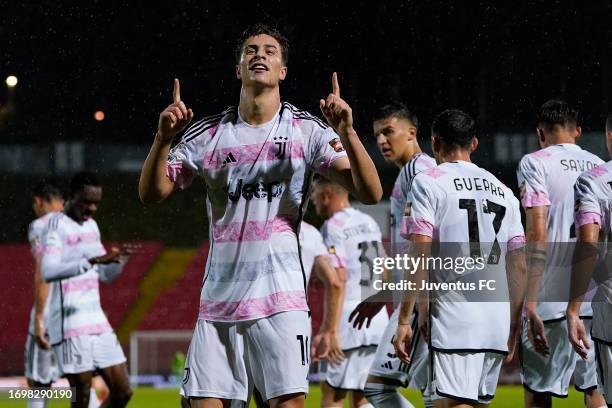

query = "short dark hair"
606;114;612;133
431;109;475;149
537;99;579;130
373;102;419;128
33;178;63;201
235;24;290;65
70;171;101;197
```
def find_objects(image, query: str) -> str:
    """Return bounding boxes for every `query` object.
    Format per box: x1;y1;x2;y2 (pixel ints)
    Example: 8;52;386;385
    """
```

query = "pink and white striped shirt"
167;103;347;322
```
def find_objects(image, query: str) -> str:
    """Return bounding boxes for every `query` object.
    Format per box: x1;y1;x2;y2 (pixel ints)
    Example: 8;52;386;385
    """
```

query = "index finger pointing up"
173;78;181;103
332;72;340;96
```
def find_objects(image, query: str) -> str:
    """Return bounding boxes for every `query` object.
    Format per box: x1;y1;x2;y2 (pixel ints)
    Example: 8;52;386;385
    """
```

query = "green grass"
0;385;588;407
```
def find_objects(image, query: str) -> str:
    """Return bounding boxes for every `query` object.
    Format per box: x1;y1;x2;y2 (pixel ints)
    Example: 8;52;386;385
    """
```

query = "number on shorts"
296;334;309;366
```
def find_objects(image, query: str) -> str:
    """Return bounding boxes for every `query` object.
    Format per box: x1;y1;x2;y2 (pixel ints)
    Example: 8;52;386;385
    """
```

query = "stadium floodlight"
94;110;105;121
5;75;18;88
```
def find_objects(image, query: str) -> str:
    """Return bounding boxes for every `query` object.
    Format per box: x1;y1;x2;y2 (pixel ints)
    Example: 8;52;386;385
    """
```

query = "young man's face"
236;34;287;89
311;183;332;219
71;185;102;223
373;116;416;162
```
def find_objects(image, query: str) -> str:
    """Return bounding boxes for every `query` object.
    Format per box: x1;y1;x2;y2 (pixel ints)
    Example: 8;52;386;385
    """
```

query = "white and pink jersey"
298;221;328;283
517;144;603;320
389;153;436;248
404;161;525;352
574;160;612;342
321;207;389;349
167;103;347;322
41;213;121;344
27;213;55;336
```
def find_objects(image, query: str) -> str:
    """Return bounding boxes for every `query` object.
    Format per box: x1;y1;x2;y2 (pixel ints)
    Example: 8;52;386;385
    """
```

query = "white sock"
27;398;47;408
87;388;100;408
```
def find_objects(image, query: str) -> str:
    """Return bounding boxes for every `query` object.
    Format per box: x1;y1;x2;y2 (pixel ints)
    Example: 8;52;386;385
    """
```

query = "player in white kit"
348;103;435;408
24;180;64;408
567;115;612;406
517;100;606;407
41;172;134;408
393;109;527;407
138;24;382;408
311;177;389;408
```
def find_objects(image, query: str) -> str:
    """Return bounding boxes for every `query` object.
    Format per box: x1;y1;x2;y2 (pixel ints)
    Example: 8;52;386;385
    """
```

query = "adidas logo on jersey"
222;152;237;167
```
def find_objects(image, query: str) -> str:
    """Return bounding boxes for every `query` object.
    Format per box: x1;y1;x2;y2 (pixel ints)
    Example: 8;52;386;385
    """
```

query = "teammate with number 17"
138;24;382;408
393;109;527;407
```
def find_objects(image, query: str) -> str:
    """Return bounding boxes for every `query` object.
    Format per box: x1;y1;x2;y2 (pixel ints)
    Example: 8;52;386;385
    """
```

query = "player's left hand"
319;72;354;134
567;313;590;360
348;295;386;330
393;323;413;364
311;330;344;366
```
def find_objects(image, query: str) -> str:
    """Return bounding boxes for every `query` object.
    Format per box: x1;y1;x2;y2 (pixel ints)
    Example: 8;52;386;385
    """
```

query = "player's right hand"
34;318;50;350
567;313;589;360
393;324;413;364
526;311;549;356
311;330;345;367
157;78;194;142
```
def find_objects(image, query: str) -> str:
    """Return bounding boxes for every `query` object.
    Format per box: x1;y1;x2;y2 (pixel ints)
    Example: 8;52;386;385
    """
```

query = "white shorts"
53;331;126;375
24;334;59;384
368;308;429;390
181;311;310;402
325;346;377;391
520;318;597;397
431;351;503;405
594;340;612;403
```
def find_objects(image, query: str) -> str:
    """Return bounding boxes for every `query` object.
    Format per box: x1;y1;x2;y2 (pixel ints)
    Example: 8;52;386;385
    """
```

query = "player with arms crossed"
24;180;64;408
311;176;389;408
566;114;612;406
393;109;527;407
41;172;134;408
517;100;605;407
138;24;382;408
349;103;435;408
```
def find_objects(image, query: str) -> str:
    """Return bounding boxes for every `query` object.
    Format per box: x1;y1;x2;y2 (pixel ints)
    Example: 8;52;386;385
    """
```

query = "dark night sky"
1;0;612;145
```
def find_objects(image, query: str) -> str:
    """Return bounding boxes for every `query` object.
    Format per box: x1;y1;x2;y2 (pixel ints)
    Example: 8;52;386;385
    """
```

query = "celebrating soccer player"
138;24;382;408
517;100;606;407
41;172;134;408
393;109;527;407
566;114;612;406
349;103;435;408
311;176;388;408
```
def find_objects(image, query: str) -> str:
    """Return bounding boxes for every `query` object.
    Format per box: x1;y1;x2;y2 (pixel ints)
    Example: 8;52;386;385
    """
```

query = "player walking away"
567;114;612;406
311;177;389;408
349;103;435;408
517;100;606;407
41;172;134;408
393;109;527;407
25;179;64;408
138;23;382;408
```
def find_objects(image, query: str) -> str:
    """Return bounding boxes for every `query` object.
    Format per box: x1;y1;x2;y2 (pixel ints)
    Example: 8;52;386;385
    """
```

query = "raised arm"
320;73;382;204
139;79;194;204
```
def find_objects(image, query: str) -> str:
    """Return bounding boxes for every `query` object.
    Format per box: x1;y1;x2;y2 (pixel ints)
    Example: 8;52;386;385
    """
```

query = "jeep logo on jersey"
228;179;283;202
329;137;345;152
273;136;288;159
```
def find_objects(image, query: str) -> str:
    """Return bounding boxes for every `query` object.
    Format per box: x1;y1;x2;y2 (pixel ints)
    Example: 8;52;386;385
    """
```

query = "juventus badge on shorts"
274;136;288;159
182;367;190;385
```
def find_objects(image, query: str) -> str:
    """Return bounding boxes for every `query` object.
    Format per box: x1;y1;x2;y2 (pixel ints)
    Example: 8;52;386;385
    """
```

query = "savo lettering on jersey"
560;159;598;172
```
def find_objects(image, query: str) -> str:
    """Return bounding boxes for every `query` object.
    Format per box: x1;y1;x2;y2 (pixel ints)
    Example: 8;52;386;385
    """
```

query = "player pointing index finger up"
138;23;382;407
